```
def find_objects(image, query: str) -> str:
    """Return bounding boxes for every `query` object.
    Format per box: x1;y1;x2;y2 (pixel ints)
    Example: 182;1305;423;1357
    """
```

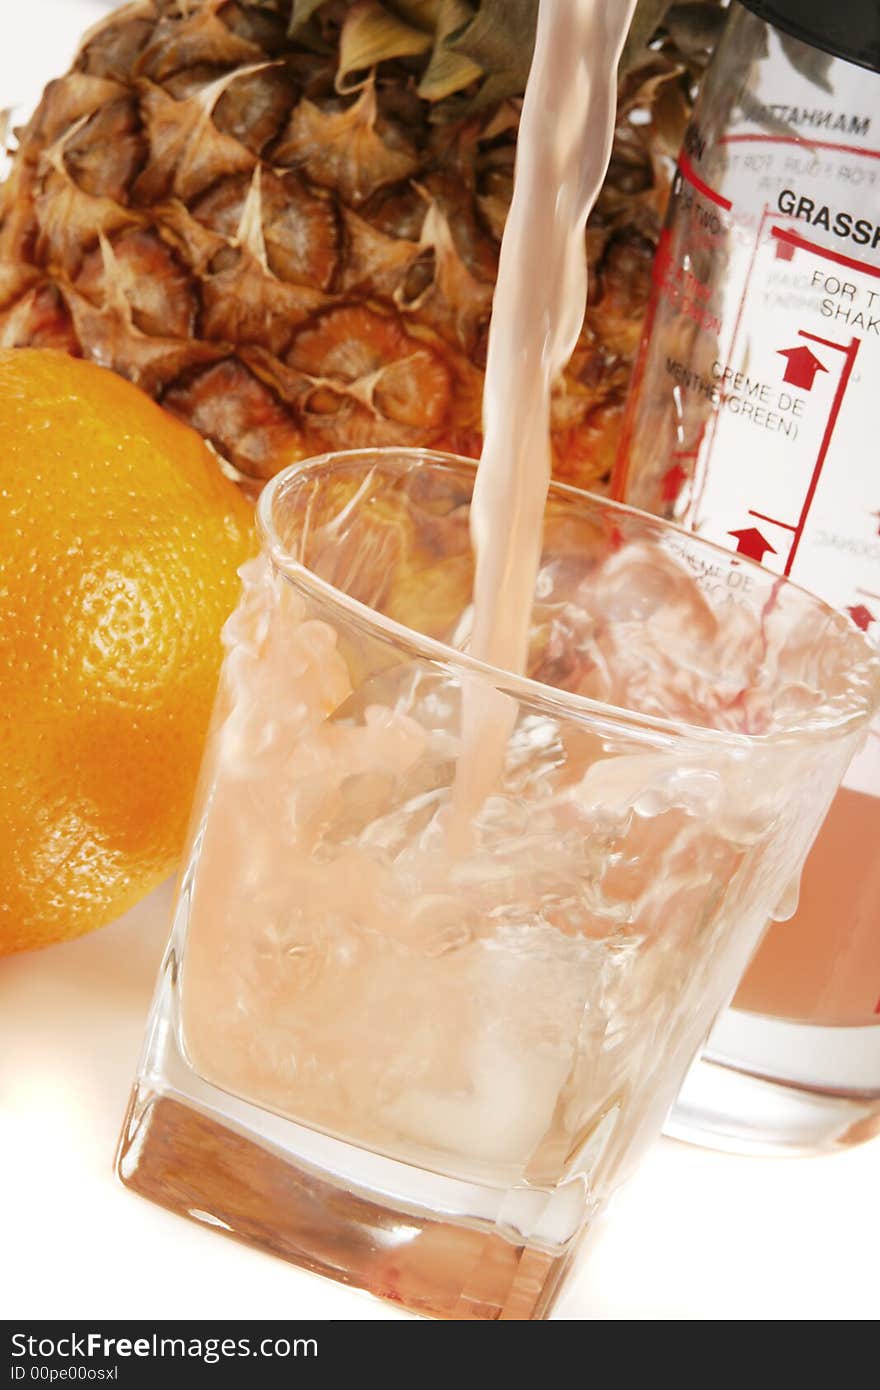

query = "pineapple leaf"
446;0;538;108
778;29;833;94
664;3;728;62
289;0;328;37
337;1;432;90
384;1;446;26
619;0;671;77
418;0;483;102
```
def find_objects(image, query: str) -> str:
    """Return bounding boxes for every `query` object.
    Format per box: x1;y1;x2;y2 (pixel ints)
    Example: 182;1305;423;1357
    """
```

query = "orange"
0;349;254;954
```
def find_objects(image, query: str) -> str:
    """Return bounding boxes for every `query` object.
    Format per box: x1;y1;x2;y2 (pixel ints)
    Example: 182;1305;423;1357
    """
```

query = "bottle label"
619;35;880;795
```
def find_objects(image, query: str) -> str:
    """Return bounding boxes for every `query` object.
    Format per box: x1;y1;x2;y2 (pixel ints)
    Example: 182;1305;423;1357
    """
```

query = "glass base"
666;1011;880;1157
116;951;588;1321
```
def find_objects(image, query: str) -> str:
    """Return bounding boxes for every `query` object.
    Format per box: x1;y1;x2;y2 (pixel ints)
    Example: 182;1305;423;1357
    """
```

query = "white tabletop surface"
2;880;879;1321
2;0;878;1324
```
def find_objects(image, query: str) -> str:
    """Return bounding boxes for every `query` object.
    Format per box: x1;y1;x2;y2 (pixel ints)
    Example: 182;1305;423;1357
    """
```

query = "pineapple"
0;0;724;493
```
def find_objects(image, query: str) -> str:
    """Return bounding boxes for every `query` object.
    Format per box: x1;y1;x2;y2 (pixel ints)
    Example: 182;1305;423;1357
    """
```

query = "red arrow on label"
847;604;875;632
728;526;777;562
777;344;828;391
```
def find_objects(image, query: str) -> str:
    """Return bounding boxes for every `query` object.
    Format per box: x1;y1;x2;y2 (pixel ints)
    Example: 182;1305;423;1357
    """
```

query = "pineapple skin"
0;0;684;492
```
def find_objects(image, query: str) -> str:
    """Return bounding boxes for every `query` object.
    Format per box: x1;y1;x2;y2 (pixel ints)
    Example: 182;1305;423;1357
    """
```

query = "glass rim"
256;447;879;752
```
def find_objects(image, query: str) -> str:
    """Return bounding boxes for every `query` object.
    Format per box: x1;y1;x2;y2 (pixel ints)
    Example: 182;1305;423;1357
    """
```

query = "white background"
1;0;878;1322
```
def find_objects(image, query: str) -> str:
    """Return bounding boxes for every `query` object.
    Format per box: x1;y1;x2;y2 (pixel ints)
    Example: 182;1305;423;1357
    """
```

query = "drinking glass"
117;449;879;1320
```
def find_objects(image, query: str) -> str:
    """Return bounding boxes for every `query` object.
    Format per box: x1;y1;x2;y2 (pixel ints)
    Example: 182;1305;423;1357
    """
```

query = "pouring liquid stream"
453;0;638;832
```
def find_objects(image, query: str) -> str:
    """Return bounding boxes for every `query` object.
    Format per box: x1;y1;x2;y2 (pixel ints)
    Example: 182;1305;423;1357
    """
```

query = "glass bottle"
613;0;880;1153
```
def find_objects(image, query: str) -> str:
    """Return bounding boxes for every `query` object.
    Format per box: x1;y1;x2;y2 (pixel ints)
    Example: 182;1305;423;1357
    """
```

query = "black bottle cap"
738;0;880;74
